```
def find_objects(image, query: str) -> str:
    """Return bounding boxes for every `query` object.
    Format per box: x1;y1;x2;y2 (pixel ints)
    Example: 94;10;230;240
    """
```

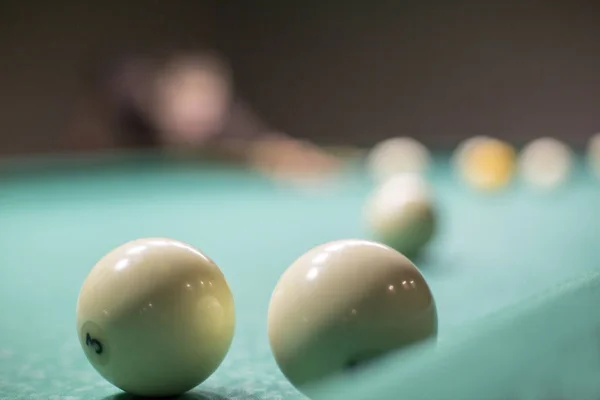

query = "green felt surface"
1;153;600;399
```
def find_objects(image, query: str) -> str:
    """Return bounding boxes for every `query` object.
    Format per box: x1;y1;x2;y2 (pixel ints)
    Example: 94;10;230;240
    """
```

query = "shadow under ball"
76;238;235;397
267;239;437;391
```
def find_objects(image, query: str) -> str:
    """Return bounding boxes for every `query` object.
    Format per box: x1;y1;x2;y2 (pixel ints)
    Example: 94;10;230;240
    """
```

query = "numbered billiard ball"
268;239;437;391
76;238;235;397
364;173;437;257
452;135;491;173
457;137;516;191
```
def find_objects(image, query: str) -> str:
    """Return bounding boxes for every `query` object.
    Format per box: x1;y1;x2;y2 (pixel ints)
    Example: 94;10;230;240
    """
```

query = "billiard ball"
457;137;516;191
364;173;437;257
76;238;235;397
367;137;431;181
268;239;437;391
452;135;491;172
519;137;572;189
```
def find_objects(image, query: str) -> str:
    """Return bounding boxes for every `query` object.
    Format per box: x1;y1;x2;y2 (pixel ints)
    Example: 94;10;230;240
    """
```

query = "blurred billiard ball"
364;173;437;257
367;137;431;181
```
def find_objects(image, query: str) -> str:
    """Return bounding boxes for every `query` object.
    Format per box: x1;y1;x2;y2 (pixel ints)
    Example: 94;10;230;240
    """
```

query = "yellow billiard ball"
459;137;516;191
76;238;235;397
364;173;437;257
452;135;491;171
267;239;437;391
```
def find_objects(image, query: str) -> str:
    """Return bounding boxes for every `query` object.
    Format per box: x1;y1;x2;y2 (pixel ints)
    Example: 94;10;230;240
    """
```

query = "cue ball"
364;173;436;257
76;238;235;397
268;239;437;391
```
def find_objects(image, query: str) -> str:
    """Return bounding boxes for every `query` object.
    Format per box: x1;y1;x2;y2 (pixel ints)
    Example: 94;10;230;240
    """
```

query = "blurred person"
67;50;340;180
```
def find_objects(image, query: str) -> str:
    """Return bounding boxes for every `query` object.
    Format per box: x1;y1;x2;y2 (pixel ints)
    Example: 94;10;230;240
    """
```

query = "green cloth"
1;154;599;399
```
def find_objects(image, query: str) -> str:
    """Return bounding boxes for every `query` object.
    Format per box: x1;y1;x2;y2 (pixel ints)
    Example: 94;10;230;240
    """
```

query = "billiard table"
1;150;600;399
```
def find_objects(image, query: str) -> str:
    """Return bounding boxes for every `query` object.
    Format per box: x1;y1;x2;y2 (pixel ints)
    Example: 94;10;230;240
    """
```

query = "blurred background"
0;1;599;156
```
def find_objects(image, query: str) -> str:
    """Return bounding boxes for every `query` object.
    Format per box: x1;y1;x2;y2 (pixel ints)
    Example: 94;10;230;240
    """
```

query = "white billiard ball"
268;239;437;392
76;238;235;397
367;137;431;181
519;137;573;189
364;173;437;257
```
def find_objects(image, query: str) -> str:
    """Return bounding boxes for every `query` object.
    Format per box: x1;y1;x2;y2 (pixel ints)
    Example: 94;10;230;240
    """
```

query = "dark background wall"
1;1;599;155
